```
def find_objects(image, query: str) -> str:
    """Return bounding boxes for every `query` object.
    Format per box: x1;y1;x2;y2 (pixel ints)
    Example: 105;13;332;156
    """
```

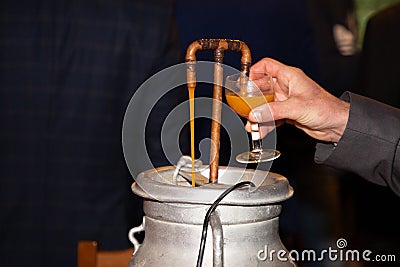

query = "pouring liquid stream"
188;86;196;187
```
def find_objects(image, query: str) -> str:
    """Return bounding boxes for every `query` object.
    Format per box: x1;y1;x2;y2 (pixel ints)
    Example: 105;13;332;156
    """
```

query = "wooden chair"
77;241;134;267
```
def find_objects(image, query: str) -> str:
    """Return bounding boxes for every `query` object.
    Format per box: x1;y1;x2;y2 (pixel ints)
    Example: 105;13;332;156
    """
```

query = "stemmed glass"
225;72;280;163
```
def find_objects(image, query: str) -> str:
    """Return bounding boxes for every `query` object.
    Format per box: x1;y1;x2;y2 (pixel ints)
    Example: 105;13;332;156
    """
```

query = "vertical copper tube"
185;39;252;183
185;42;201;186
209;48;224;183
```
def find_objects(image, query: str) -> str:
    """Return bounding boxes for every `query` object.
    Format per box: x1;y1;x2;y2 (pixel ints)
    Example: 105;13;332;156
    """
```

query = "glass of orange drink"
225;72;280;163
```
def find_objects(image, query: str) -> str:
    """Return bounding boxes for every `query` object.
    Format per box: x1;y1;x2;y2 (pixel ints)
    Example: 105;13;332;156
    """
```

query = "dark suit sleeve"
315;92;400;196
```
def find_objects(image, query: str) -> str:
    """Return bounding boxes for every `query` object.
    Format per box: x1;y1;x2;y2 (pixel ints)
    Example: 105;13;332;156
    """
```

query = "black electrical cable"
196;181;255;267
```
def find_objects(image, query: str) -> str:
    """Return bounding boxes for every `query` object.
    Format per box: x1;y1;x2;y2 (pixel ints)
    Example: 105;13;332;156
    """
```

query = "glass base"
236;149;281;163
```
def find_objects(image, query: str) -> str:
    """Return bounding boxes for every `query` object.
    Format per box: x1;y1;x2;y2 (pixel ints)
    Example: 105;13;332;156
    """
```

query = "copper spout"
185;39;252;183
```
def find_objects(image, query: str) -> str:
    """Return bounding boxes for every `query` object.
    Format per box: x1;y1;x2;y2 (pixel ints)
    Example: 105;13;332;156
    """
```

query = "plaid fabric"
0;1;181;266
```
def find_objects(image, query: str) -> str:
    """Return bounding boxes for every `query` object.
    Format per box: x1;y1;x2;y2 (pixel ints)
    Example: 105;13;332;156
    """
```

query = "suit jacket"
0;1;182;266
357;2;400;107
315;92;400;196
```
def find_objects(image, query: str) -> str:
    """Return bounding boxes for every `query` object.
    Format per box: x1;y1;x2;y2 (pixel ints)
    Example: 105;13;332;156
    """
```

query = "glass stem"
252;139;262;153
250;123;262;153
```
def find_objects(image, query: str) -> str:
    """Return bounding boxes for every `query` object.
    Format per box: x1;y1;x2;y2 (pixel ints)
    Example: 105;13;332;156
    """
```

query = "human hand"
333;24;357;56
246;58;350;143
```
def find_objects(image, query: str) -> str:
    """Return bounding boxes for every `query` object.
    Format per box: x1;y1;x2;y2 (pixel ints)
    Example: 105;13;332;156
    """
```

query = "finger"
245;120;277;139
244;120;252;133
249;71;268;81
267;101;296;121
258;121;277;138
249;58;287;79
248;103;274;123
248;100;296;123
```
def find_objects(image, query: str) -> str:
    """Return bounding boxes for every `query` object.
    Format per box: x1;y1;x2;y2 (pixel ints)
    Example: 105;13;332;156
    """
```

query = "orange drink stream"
188;86;196;187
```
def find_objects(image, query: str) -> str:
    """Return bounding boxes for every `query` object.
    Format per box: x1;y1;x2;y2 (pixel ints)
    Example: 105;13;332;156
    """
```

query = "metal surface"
132;166;293;205
210;212;223;267
127;167;296;267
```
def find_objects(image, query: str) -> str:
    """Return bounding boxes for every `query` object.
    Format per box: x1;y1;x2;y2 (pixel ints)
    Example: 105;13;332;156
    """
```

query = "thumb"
249;101;290;123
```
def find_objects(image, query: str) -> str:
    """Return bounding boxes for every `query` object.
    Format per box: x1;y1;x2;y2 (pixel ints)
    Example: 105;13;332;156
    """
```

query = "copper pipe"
185;39;252;183
209;48;224;183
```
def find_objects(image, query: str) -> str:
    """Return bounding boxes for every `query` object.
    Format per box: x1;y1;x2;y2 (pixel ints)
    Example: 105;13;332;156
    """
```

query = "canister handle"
210;212;224;267
128;216;145;255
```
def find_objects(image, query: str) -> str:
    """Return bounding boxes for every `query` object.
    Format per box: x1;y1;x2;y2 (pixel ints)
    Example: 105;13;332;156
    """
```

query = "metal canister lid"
132;166;293;205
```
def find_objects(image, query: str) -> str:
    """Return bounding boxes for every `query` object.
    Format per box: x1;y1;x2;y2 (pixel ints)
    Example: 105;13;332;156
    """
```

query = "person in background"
357;2;400;107
305;0;359;97
0;1;185;266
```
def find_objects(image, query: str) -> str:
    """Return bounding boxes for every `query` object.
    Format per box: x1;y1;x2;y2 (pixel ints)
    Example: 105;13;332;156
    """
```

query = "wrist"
331;99;350;143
